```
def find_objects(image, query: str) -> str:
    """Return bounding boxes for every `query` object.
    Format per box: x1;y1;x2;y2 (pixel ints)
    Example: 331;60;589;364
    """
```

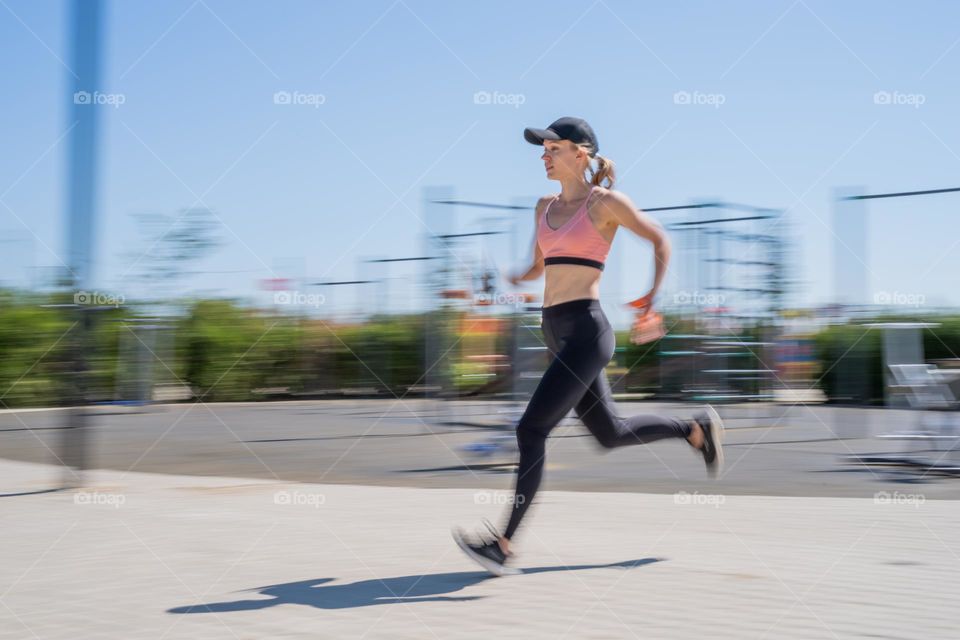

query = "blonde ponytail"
589;154;615;188
577;141;615;188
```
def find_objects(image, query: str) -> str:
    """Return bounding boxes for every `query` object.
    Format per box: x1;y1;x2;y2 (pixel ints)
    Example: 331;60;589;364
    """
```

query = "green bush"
813;315;960;405
5;287;960;408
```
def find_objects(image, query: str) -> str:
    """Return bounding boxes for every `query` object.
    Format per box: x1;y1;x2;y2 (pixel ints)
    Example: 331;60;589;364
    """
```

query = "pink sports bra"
537;185;612;271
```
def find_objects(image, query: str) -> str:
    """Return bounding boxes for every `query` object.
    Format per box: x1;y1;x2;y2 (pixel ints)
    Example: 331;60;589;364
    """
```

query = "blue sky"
2;0;959;327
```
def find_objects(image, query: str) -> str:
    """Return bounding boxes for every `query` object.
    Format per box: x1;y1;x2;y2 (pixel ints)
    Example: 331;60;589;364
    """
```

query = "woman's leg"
502;328;613;541
574;361;692;448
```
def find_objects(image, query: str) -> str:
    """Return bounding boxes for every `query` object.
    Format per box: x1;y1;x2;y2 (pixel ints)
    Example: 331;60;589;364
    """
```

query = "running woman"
453;116;725;576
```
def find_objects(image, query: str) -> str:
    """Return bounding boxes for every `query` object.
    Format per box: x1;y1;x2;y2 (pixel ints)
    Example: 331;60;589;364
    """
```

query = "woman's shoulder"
590;186;633;212
537;193;560;205
589;187;643;228
591;186;628;203
534;193;559;216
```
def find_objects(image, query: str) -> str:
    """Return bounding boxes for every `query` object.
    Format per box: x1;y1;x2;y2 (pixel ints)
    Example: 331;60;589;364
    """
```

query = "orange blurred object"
630;309;666;344
625;294;653;310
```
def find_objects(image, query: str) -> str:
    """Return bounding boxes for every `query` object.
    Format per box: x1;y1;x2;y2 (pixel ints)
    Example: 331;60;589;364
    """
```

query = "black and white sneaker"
452;519;521;576
693;404;725;477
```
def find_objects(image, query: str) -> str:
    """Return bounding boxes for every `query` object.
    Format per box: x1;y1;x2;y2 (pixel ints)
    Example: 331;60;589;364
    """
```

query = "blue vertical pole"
61;0;104;487
66;0;103;290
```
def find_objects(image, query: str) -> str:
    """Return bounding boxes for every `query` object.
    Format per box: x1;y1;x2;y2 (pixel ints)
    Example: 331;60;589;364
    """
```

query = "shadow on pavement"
397;462;518;474
0;488;68;498
167;557;663;613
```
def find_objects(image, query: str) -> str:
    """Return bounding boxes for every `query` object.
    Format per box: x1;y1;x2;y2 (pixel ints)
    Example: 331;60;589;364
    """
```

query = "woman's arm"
600;190;672;308
508;196;552;285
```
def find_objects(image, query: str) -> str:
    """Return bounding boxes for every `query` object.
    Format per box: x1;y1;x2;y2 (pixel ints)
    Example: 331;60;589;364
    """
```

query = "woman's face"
541;140;585;180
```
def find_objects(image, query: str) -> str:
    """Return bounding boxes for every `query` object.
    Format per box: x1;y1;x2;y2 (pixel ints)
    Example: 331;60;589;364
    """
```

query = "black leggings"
503;298;691;540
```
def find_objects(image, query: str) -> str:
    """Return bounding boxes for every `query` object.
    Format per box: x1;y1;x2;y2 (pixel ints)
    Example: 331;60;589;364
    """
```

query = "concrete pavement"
2;458;957;639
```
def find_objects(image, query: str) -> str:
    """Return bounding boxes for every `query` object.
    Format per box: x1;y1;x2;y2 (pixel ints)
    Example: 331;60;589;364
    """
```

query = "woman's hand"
628;306;666;345
624;291;655;312
507;272;523;287
625;291;664;344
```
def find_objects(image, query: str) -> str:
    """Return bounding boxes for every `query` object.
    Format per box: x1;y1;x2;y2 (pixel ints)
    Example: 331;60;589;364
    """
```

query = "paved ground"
2;458;957;639
2;400;959;499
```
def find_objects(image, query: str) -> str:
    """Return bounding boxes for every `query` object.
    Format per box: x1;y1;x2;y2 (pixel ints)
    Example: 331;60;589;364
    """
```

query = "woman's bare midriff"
542;264;602;307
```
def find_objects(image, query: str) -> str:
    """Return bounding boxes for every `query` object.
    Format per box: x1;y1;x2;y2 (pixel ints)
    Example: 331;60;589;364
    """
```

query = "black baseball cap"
523;116;599;156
